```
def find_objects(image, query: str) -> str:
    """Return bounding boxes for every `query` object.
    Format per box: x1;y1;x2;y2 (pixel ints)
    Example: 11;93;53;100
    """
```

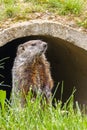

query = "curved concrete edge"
0;20;87;50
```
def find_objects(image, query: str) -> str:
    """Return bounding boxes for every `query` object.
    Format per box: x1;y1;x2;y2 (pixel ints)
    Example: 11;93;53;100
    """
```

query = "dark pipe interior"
0;35;87;106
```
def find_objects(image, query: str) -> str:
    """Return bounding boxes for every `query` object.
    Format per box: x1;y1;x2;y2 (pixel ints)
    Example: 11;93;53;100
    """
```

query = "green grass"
0;0;86;28
0;90;87;130
47;0;84;14
0;0;20;20
0;60;87;129
60;0;84;15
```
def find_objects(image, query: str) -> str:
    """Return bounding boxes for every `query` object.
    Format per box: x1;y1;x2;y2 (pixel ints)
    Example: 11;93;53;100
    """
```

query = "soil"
0;12;87;33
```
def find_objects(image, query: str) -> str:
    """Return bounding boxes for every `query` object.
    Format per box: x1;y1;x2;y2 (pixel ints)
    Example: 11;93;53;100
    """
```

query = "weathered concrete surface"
0;20;87;107
0;20;87;50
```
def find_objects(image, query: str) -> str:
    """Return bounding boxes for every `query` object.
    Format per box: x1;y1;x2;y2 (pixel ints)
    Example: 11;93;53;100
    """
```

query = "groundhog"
12;40;53;106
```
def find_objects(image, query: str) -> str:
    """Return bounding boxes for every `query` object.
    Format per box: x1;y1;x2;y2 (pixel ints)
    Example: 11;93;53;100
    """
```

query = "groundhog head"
16;40;47;62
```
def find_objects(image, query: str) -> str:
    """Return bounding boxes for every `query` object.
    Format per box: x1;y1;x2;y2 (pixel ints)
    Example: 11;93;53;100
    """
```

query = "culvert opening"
0;35;87;105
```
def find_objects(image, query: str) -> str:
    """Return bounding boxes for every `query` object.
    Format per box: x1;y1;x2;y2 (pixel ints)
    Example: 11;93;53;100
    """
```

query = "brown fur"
12;40;53;106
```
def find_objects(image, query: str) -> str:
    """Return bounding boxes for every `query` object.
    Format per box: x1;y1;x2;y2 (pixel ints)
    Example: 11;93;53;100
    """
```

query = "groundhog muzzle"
12;40;53;106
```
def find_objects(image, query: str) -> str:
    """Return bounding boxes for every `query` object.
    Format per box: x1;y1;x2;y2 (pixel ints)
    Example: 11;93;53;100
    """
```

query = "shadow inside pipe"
0;35;87;106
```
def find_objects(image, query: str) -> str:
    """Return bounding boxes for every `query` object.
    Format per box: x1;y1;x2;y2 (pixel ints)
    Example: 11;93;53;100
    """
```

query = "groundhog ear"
20;45;25;50
17;45;25;55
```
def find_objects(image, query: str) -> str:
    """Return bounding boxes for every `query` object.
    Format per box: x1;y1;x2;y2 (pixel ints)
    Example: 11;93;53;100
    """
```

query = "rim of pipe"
0;20;87;50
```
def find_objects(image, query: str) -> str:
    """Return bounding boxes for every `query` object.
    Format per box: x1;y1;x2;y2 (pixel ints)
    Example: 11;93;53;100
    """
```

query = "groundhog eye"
31;43;36;46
